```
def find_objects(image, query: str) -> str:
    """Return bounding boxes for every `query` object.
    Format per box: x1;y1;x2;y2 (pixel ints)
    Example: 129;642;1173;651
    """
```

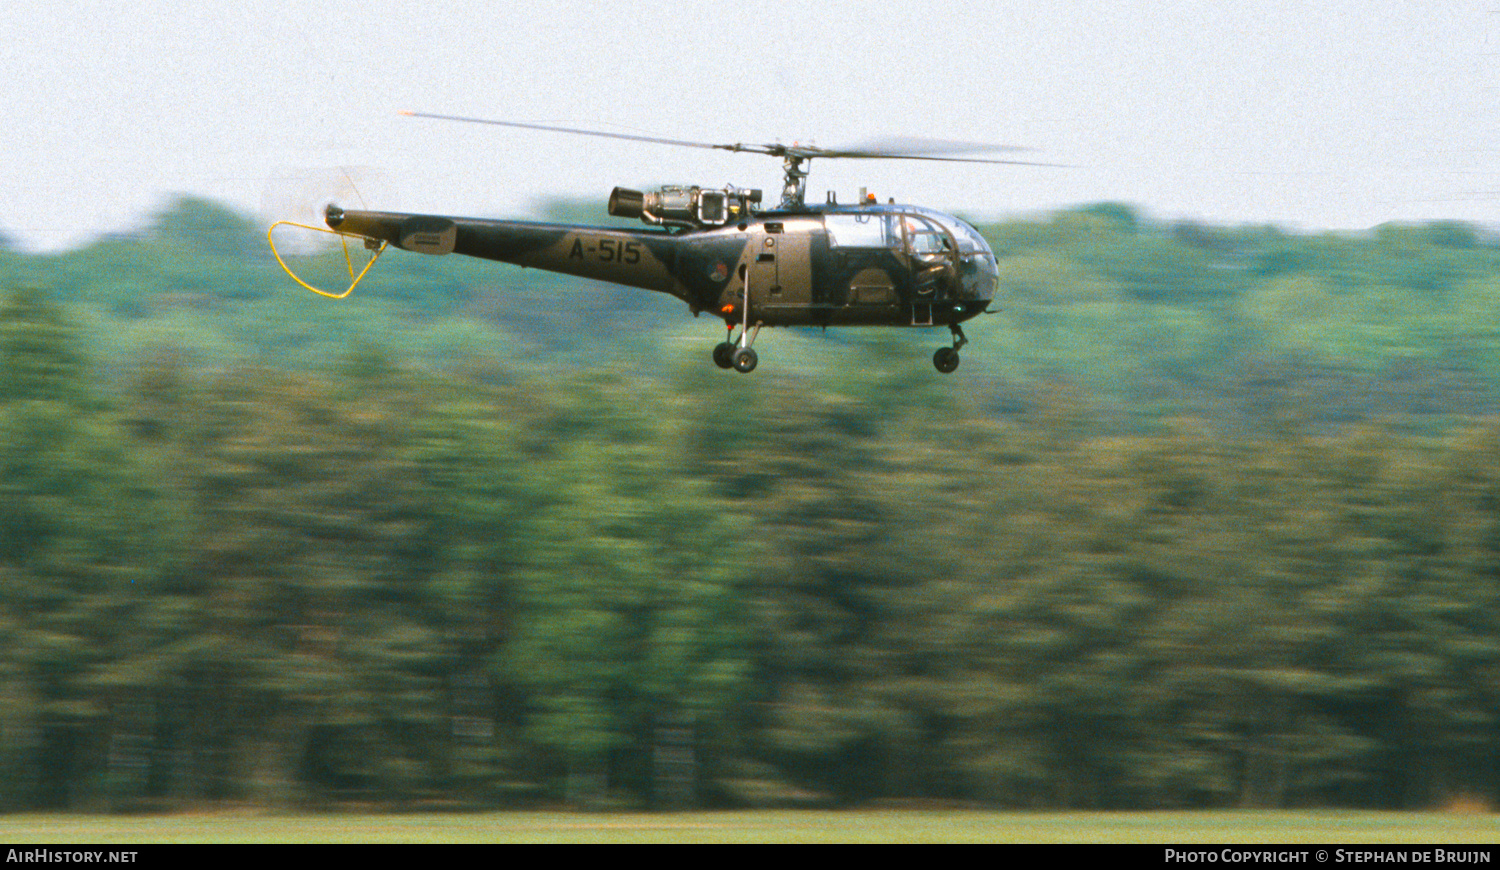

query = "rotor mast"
780;154;810;209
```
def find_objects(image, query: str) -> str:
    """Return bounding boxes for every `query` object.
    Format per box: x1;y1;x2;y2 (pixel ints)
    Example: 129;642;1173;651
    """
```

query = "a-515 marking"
569;237;642;264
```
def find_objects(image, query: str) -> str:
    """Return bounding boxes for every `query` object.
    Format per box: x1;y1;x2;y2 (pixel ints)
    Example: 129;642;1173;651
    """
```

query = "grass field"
0;810;1497;844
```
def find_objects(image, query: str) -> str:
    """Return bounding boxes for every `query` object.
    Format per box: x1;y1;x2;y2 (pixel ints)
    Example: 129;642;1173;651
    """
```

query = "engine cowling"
608;185;760;229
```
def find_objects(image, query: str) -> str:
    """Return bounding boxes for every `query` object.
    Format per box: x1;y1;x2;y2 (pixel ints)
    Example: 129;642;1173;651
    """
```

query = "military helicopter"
270;112;1054;373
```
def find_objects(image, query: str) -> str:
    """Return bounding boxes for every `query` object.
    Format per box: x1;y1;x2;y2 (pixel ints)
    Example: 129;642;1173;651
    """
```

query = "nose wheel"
933;324;967;374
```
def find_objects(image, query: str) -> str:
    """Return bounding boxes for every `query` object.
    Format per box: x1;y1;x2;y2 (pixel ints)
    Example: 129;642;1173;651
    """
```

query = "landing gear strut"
714;272;763;373
933;324;967;374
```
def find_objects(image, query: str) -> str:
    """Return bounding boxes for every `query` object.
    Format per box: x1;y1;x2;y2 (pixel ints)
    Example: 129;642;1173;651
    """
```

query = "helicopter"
270;112;1054;373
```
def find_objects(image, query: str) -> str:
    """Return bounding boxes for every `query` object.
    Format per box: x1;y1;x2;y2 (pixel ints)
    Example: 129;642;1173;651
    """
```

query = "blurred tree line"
0;197;1499;810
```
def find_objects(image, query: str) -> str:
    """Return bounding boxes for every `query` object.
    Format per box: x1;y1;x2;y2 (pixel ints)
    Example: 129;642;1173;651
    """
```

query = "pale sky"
4;1;1498;250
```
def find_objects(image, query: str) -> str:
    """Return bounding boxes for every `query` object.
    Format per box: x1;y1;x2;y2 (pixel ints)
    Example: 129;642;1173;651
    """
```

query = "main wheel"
713;341;735;369
732;347;759;373
933;347;960;373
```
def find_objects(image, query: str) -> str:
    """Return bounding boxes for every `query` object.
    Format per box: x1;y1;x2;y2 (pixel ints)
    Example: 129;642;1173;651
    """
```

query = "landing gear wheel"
933;347;960;374
713;341;735;369
732;347;759;373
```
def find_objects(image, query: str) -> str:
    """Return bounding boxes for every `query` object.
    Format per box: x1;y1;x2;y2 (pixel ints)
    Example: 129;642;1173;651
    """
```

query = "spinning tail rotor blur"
264;166;396;298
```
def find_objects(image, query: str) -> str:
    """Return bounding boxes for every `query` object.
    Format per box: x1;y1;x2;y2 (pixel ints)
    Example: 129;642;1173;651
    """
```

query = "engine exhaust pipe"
608;187;645;219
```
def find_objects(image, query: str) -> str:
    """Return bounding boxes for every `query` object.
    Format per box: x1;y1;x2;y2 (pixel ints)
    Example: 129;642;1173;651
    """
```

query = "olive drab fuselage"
324;203;999;332
315;112;1052;372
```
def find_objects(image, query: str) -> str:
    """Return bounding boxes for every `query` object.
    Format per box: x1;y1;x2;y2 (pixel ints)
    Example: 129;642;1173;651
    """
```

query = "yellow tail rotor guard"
267;220;388;299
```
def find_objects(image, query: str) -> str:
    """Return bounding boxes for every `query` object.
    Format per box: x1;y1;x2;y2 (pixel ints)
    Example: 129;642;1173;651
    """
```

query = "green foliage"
5;197;1500;812
0;287;90;405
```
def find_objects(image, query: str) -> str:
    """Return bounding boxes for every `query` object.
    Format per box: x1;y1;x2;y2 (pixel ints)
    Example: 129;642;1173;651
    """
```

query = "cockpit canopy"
823;206;993;259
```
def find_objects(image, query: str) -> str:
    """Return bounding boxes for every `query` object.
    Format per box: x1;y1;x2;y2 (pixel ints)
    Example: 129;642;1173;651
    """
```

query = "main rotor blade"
827;135;1031;157
400;111;770;156
791;146;1066;167
792;136;1060;165
401;111;1064;166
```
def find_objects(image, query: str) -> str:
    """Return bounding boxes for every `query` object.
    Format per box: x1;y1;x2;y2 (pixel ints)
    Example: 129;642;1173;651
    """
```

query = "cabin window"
824;214;897;248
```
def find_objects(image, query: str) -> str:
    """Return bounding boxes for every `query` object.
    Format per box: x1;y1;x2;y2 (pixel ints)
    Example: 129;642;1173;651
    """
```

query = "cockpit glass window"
907;208;987;255
900;215;947;256
950;219;988;254
824;214;897;248
896;216;954;263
